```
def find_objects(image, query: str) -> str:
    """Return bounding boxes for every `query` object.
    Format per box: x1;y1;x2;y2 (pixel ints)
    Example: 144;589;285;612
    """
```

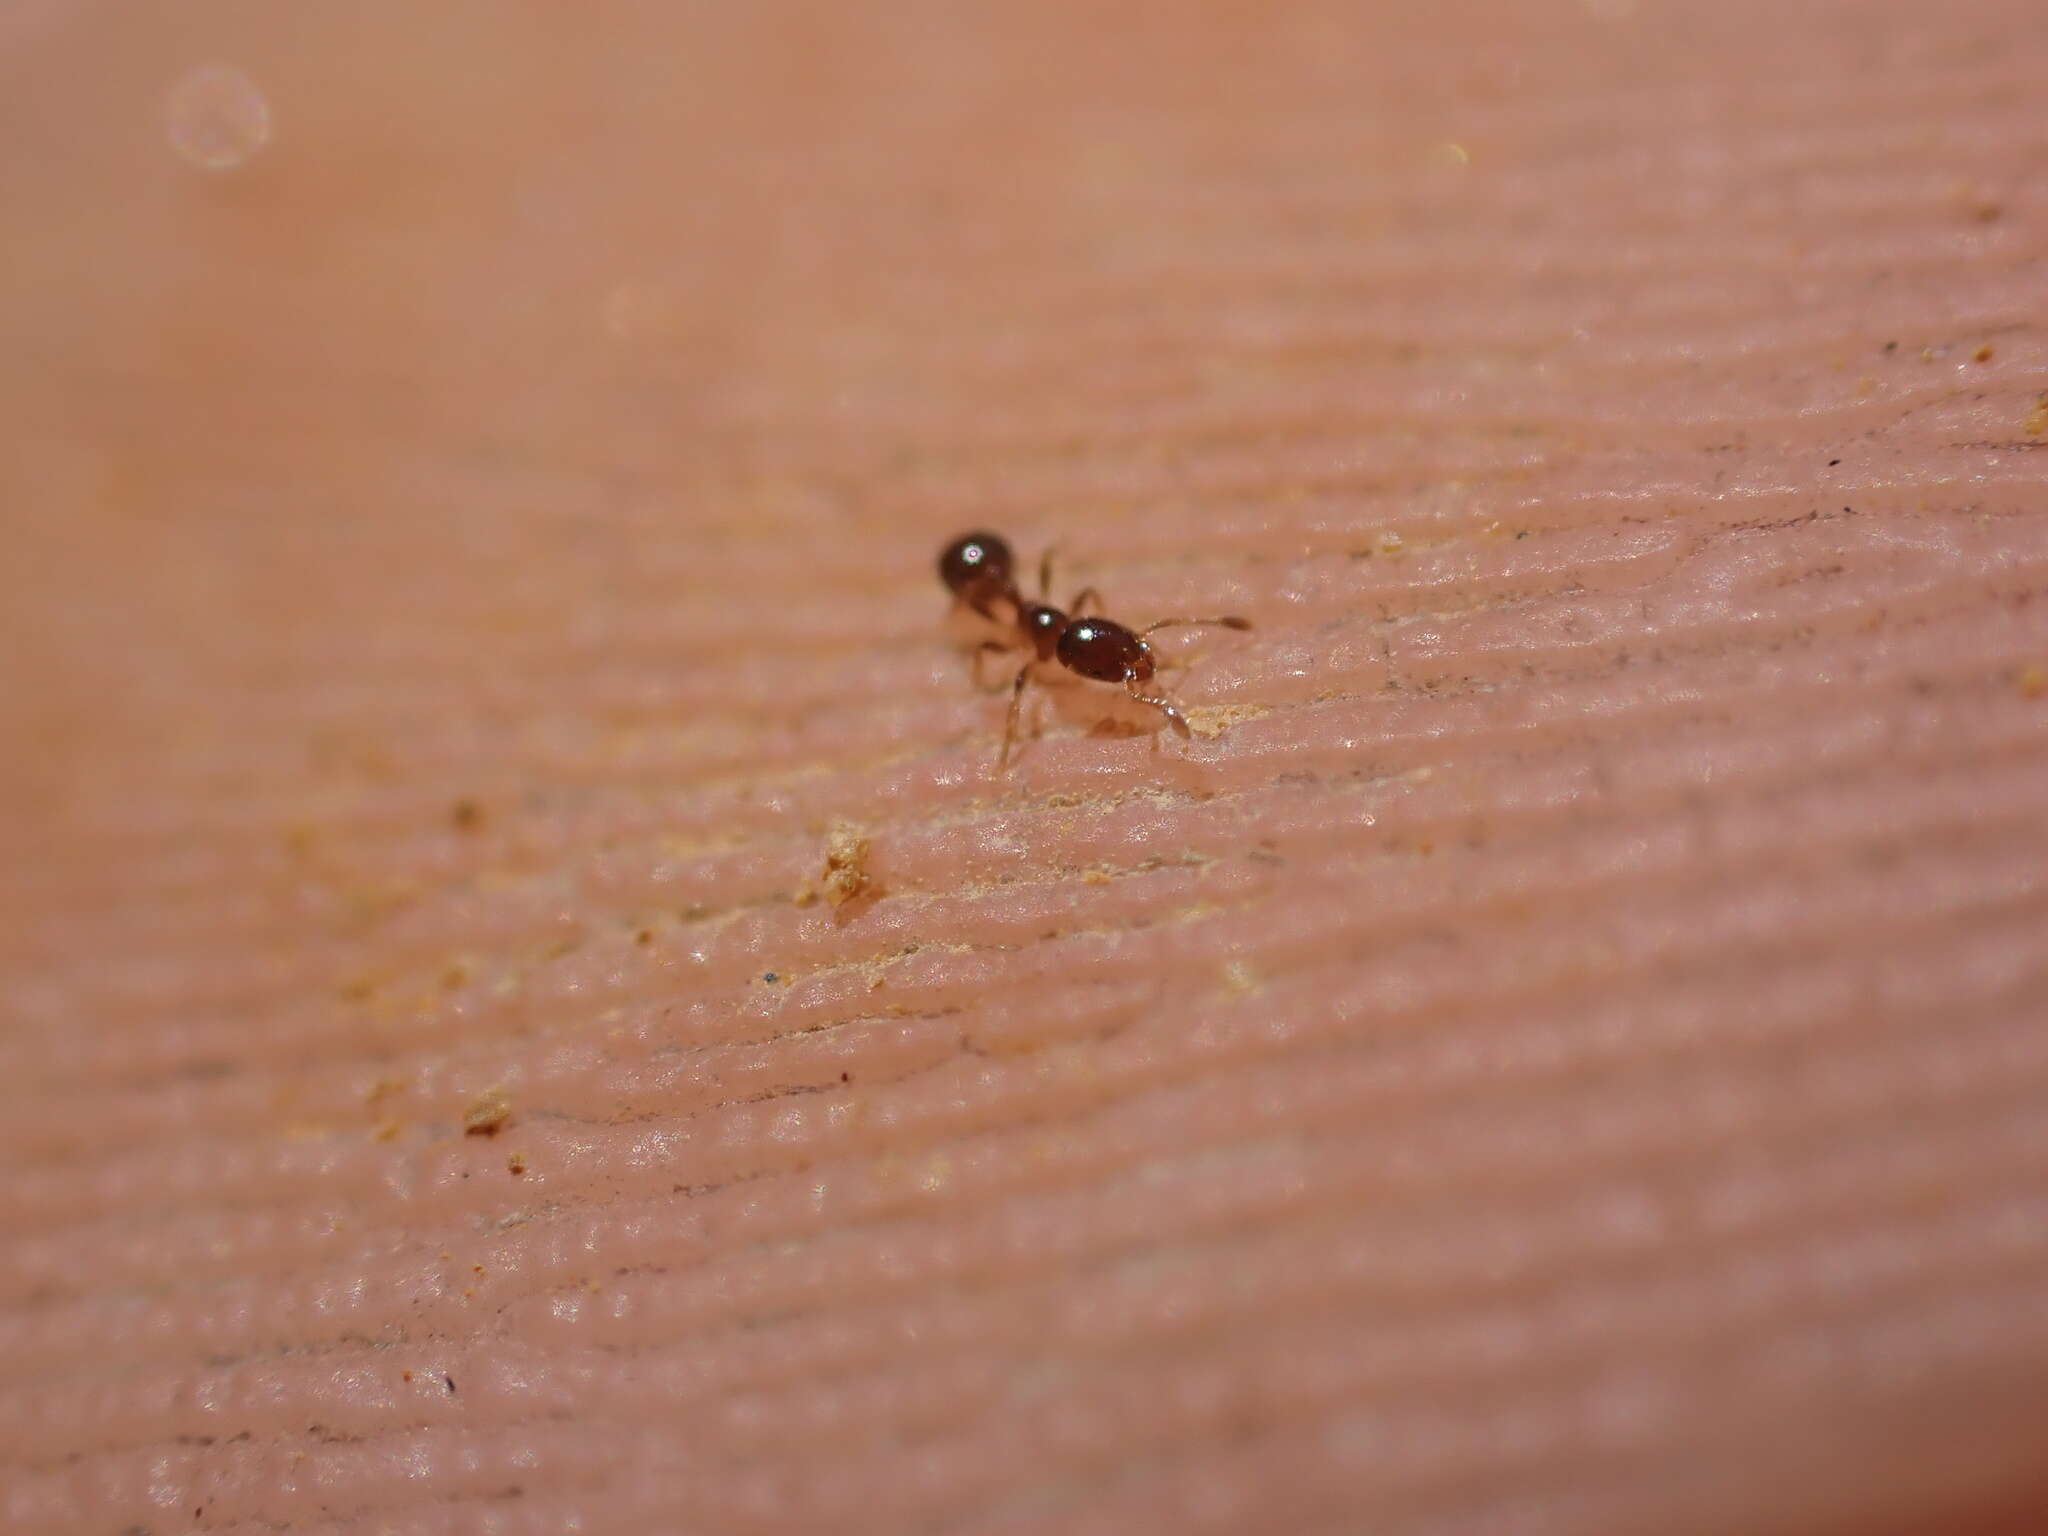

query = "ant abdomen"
1057;617;1153;683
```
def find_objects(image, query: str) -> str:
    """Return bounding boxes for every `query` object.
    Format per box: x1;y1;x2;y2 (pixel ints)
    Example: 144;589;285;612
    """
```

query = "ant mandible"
938;530;1250;767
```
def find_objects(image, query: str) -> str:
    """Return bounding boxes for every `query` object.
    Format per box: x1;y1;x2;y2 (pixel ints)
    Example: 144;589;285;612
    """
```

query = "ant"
938;530;1250;767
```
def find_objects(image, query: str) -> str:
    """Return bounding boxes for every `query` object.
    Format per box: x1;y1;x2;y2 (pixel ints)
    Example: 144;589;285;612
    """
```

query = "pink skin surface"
5;2;2048;1533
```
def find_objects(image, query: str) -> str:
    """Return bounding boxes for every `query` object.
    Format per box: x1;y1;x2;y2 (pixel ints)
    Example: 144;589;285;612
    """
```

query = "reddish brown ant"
938;531;1250;767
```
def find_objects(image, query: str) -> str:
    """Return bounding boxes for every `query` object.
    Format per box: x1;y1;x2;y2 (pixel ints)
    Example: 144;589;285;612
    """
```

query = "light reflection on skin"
166;62;272;171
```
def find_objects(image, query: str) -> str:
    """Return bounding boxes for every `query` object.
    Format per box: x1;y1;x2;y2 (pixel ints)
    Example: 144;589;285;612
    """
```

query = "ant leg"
1068;586;1102;616
961;582;1011;622
1125;670;1192;739
1000;663;1035;767
1142;615;1252;635
1038;546;1059;600
970;641;1017;692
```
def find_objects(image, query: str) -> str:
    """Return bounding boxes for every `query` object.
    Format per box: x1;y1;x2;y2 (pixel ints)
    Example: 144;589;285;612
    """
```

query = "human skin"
3;1;2047;1532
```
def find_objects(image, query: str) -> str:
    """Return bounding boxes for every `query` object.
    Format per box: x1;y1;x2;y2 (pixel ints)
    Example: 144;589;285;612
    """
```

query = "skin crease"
5;2;2048;1534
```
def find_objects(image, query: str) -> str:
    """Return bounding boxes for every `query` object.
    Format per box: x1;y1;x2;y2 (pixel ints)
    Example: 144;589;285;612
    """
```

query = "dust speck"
364;1075;407;1107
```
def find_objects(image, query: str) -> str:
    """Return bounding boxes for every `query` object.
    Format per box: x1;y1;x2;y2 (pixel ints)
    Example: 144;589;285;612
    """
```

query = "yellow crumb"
2017;663;2047;700
1973;343;1995;363
821;822;873;909
2024;396;2047;437
1183;702;1268;740
463;1088;511;1137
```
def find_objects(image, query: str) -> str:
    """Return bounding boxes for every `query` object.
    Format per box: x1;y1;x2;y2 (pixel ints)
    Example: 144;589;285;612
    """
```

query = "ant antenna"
1142;616;1252;635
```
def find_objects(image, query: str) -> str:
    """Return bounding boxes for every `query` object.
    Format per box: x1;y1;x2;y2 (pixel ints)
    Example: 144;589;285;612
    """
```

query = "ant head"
937;532;1015;597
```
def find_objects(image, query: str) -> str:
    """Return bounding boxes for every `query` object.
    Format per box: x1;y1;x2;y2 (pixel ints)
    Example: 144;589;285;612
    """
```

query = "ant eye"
938;532;1014;594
